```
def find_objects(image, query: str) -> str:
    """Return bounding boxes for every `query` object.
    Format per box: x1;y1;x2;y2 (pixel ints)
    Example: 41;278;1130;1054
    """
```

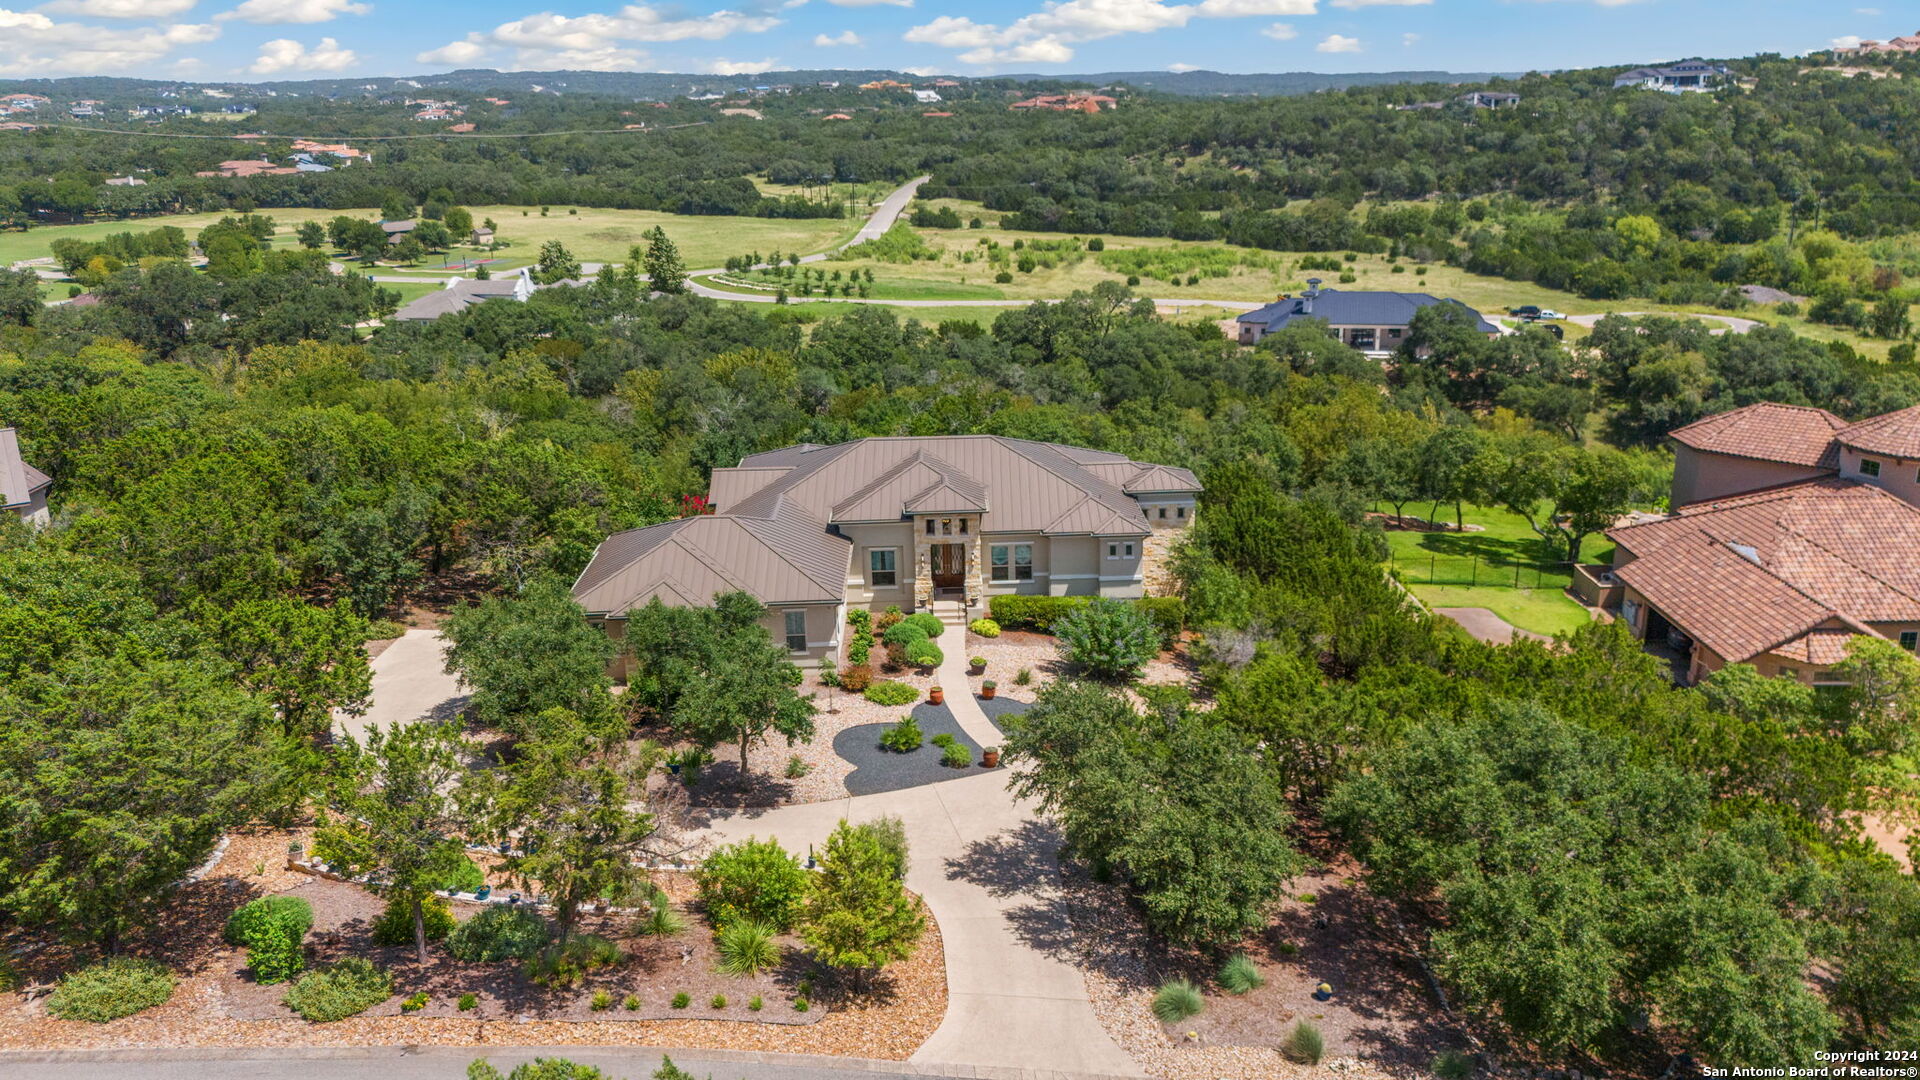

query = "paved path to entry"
333;629;466;745
1434;607;1550;645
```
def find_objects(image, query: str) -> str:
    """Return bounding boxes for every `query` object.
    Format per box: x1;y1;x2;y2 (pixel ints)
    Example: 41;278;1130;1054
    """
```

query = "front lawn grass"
1380;502;1601;638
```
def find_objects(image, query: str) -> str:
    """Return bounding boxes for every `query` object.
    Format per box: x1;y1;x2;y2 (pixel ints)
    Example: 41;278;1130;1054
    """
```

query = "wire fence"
1390;552;1568;591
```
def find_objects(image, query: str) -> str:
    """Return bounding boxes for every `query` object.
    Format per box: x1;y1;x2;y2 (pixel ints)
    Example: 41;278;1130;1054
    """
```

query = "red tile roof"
1837;404;1920;459
1609;479;1920;664
1667;402;1847;469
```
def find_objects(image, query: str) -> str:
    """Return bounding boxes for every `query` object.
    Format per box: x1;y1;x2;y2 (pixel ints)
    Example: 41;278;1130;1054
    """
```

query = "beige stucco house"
1578;402;1920;685
571;436;1202;673
0;428;50;528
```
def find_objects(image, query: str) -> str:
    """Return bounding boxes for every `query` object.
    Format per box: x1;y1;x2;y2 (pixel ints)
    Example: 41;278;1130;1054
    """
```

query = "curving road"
1565;311;1762;335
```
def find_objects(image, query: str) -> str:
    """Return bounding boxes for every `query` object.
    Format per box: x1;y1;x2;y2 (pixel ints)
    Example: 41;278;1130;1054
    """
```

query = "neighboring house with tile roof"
1234;280;1499;353
1585;401;1920;684
571;436;1202;673
0;428;51;527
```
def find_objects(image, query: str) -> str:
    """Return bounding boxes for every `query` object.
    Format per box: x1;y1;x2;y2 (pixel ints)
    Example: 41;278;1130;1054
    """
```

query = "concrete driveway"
332;629;465;745
1433;607;1550;645
1564;311;1762;335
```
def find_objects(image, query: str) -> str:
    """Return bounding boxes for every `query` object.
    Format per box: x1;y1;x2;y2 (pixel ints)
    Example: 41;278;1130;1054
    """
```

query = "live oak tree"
316;720;469;963
641;227;688;294
198;596;372;741
441;577;618;740
535;241;582;285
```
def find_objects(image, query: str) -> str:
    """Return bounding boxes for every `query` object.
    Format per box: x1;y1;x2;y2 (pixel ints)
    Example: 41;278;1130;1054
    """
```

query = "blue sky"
0;0;1900;81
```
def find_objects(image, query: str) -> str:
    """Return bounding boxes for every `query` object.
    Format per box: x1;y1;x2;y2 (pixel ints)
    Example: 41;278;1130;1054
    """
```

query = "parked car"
1540;322;1564;340
1538;309;1565;320
1509;304;1542;317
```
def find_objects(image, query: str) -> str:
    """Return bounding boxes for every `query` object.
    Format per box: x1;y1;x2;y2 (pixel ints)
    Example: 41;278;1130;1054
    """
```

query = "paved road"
0;1046;968;1080
1565;311;1762;334
333;628;465;744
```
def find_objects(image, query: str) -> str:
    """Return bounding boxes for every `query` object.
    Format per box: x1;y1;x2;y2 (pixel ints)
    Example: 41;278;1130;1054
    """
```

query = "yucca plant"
1218;953;1265;995
1150;978;1204;1023
715;920;781;978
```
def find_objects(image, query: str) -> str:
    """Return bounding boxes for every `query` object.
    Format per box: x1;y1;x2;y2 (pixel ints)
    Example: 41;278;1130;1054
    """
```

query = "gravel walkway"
834;700;1007;798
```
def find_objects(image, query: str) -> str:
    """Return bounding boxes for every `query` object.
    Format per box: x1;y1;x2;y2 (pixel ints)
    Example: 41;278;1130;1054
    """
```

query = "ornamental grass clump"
879;714;924;753
1151;978;1204;1023
715;920;782;978
1284;1019;1326;1065
1219;953;1265;995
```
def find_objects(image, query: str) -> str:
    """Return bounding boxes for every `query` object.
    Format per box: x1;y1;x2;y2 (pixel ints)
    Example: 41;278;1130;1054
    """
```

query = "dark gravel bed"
835;699;1007;797
976;696;1033;725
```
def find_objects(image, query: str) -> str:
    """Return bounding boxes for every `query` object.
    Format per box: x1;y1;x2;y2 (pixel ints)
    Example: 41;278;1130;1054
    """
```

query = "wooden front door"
930;543;965;590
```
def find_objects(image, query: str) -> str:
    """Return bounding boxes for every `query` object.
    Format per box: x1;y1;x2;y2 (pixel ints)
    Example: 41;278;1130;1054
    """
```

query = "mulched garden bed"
218;878;822;1025
834;699;1008;797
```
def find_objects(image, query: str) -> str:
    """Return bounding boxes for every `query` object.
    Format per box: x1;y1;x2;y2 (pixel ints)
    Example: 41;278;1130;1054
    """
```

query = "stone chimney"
1303;278;1321;314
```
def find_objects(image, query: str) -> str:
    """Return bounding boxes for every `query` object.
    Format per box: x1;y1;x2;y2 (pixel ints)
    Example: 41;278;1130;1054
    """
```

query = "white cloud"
1315;32;1360;51
1260;21;1295;38
812;29;860;45
40;0;197;16
701;56;778;73
424;4;781;70
1855;7;1880;14
1329;0;1424;7
908;0;1320;68
899;64;940;75
1167;61;1198;70
1831;34;1863;49
825;0;910;6
1401;31;1417;45
417;39;486;64
0;9;218;74
249;34;356;72
218;0;368;22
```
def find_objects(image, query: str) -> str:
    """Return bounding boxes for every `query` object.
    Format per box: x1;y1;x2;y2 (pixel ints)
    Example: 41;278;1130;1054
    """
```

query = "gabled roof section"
1667;402;1847;470
1607;479;1920;664
830;451;987;522
0;428;49;510
1122;463;1202;494
571;511;848;615
1046;498;1151;538
1837;404;1920;460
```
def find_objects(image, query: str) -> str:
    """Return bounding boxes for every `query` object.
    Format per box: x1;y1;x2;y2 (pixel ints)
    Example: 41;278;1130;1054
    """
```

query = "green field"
3;204;862;276
1380;502;1605;637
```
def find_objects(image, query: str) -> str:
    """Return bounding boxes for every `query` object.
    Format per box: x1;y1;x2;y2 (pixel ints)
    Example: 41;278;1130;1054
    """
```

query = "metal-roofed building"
572;436;1202;671
0;428;52;527
1234;280;1499;353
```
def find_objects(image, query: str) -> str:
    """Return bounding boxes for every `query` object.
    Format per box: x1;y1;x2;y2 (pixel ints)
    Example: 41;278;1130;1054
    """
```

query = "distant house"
390;268;549;321
288;153;334;173
859;79;911;91
471;227;495;245
571;435;1200;672
912;89;942;104
381;220;418;244
1834;31;1920;56
1233;280;1498;353
195;158;299;178
1398;90;1522;111
0;428;52;528
1010;93;1116;113
1613;59;1731;92
105;176;147;187
1576;402;1920;685
822;113;852;121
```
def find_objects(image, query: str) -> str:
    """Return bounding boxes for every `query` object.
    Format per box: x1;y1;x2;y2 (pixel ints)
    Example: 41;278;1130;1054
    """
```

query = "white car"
1537;309;1565;320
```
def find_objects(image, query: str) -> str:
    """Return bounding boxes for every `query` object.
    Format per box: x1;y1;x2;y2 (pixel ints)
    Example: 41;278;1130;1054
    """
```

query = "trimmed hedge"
881;621;929;647
903;612;944;638
864;680;918;706
46;957;175;1023
988;596;1185;642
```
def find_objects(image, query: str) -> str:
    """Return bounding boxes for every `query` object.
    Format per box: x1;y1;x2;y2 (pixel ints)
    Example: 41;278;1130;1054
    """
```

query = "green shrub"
624;993;641;1010
987;596;1184;644
793;996;810;1012
848;609;872;632
372;895;455;947
968;618;1000;637
879;715;924;752
590;989;612;1011
710;993;728;1009
1276;940;1299;956
903;612;944;638
1432;1050;1475;1079
402;991;429;1013
1014;668;1033;686
785;754;812;778
931;733;956;749
526;934;621;988
864;680;918;706
671;991;690;1009
969;656;986;669
716;920;782;978
284;958;393;1022
698;837;810;931
446;905;551;963
838;664;873;692
1219;954;1265;995
1151;979;1204;1023
994;271;1013;284
1133;597;1187;645
434;855;486;894
941;742;972;768
458;992;479;1011
46;957;175;1023
882;621;929;647
1283;1020;1325;1065
904;640;943;668
225;895;313;985
637;904;687;937
1055;599;1160;681
748;995;764;1011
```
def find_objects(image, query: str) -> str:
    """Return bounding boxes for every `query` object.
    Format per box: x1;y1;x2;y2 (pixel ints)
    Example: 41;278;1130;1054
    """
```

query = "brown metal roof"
570;510;847;616
1837;405;1920;459
0;428;49;510
1667;402;1847;469
1608;479;1920;663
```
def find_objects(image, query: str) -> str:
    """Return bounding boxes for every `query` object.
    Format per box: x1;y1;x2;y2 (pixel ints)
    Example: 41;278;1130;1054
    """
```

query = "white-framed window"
1861;458;1882;477
783;610;808;653
1105;541;1136;559
990;543;1033;582
868;548;899;588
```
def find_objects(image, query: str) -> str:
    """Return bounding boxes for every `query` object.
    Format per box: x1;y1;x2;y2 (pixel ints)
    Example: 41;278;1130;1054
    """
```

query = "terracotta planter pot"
929;687;945;706
982;749;1000;768
982;685;997;700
